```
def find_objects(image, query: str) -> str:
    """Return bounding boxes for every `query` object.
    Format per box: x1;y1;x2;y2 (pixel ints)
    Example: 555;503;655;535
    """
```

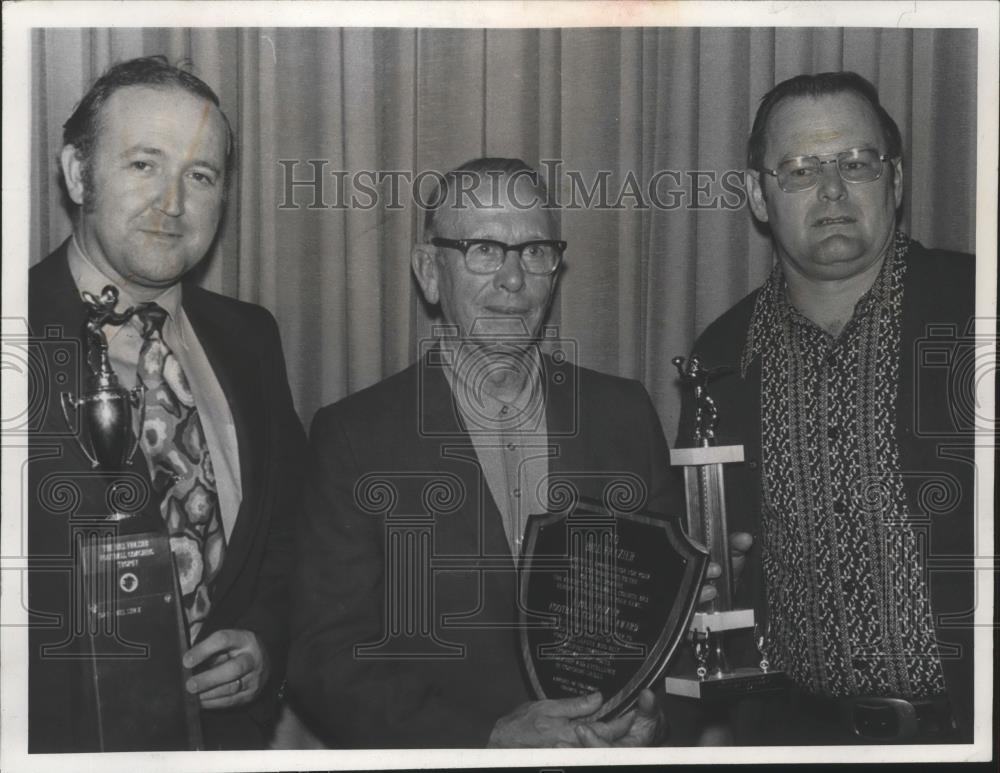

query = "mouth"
140;229;183;240
812;216;856;227
484;306;530;316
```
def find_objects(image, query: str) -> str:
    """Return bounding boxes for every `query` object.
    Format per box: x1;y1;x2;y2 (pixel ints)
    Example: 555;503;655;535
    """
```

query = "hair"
62;55;235;201
747;71;903;172
422;157;555;239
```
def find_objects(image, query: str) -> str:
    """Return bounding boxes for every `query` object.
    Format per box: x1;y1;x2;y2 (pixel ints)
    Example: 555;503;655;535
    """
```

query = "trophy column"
664;357;786;699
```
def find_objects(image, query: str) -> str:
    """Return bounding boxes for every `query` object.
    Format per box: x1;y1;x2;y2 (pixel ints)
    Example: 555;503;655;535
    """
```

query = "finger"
202;650;232;670
584;711;634;742
544;691;603;718
575;723;611;748
699;584;718;604
625;690;666;746
197;664;257;702
705;561;722;579
729;531;753;555
200;691;251;710
186;652;252;695
183;629;237;670
198;677;243;702
635;689;658;716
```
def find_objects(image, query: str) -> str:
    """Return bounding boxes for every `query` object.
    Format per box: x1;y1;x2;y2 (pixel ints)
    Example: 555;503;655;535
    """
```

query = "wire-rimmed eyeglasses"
760;147;894;193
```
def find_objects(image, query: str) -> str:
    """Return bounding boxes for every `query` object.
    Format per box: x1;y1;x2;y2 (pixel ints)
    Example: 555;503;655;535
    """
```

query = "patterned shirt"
742;232;946;698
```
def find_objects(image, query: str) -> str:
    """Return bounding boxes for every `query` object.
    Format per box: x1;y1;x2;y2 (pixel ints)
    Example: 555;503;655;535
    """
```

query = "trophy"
57;286;202;750
663;356;787;699
61;286;145;468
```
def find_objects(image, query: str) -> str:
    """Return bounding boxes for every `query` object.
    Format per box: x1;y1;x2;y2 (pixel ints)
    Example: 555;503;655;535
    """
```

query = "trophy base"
80;525;202;750
690;608;755;633
664;667;789;700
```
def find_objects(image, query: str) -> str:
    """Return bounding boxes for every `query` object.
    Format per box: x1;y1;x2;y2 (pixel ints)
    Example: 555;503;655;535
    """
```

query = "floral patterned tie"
136;303;225;644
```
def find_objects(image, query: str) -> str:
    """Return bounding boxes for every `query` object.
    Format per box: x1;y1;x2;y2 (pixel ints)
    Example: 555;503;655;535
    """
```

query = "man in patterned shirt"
677;72;976;744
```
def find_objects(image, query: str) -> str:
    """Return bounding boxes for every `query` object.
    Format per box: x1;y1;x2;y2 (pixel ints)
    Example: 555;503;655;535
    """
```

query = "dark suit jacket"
27;241;307;751
288;350;684;748
676;240;976;743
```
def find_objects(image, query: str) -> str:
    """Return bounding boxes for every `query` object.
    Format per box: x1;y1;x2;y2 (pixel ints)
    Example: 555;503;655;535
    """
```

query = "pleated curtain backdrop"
30;27;977;438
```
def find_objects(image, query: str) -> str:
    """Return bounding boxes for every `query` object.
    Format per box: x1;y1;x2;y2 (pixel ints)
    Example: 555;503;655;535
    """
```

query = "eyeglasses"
431;237;567;276
760;147;893;193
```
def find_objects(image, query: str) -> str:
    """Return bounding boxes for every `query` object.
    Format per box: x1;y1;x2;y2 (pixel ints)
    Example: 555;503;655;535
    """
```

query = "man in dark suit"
289;158;683;748
677;72;976;744
28;56;305;751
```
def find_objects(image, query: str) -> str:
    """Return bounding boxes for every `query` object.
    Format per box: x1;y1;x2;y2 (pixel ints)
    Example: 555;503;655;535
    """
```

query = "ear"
891;157;904;210
60;145;87;206
745;169;769;223
411;243;440;305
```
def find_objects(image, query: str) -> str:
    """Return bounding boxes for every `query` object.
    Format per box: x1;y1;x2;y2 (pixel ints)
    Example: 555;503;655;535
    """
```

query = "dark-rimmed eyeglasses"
760;147;893;193
431;237;566;275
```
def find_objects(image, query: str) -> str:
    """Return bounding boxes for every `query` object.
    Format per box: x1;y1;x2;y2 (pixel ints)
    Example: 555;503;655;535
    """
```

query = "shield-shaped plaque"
519;498;708;720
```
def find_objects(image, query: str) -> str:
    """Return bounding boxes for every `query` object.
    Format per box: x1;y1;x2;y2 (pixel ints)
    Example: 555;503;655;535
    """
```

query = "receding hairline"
758;90;889;163
80;83;231;164
424;170;558;240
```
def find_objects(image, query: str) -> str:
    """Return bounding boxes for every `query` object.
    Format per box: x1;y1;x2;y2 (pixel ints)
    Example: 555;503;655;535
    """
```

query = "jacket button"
748;459;759;470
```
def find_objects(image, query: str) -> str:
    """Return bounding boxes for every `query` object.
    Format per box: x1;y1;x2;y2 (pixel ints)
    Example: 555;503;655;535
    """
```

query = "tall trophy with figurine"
58;285;202;751
664;355;787;699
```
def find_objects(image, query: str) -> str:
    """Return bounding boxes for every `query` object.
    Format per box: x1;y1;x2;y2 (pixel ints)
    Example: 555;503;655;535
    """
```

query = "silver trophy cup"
60;285;144;470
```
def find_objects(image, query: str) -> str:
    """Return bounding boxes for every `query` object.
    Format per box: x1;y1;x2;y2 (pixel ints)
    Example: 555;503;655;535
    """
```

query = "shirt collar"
741;231;910;375
443;340;546;433
67;234;185;338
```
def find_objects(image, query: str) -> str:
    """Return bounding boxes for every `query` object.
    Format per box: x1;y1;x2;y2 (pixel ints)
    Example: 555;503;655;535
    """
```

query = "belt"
797;691;956;743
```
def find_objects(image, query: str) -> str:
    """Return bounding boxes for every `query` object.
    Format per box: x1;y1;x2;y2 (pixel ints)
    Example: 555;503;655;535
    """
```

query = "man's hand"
699;532;753;605
487;692;603;748
183;629;269;709
574;689;665;747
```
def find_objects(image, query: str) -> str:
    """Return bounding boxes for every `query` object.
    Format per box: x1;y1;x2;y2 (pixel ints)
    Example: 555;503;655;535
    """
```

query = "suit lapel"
416;352;511;560
31;245;159;493
418;349;581;560
181;286;265;605
28;244;163;533
31;244;90;449
31;241;86;335
544;354;585;480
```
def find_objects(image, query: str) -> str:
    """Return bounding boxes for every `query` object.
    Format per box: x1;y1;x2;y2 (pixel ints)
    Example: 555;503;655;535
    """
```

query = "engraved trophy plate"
61;286;202;750
79;527;202;751
664;356;788;700
520;497;708;720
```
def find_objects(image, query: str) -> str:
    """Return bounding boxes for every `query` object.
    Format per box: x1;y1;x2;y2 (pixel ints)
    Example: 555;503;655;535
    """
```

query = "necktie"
135;303;225;644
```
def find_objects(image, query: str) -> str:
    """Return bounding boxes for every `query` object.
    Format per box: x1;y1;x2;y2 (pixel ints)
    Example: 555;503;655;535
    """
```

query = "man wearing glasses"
289;158;675;747
677;72;975;744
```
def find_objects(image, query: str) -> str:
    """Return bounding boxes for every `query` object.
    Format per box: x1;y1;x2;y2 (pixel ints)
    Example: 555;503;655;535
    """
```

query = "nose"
156;174;185;217
493;249;525;292
816;161;847;201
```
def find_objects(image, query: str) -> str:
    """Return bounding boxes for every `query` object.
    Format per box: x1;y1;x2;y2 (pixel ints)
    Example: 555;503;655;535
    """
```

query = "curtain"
30;27;978;439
